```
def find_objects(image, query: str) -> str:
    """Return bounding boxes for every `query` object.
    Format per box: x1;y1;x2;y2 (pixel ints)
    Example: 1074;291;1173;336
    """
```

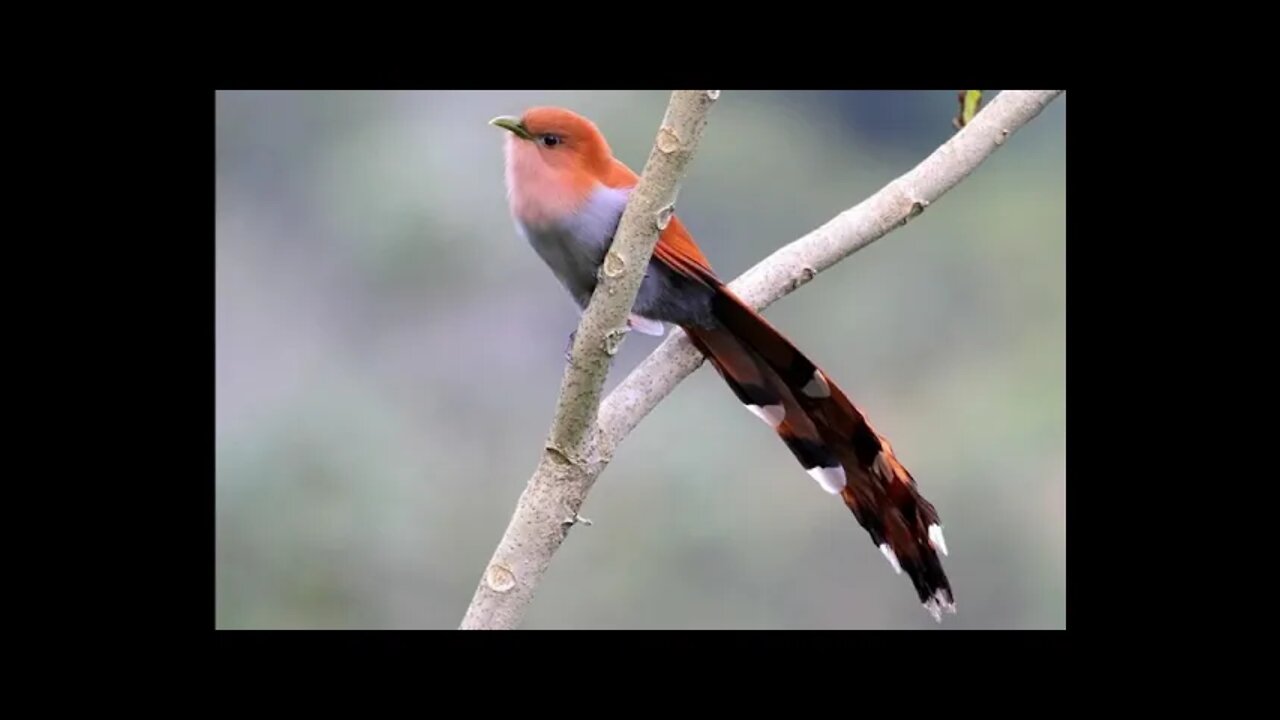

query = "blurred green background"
215;90;1066;629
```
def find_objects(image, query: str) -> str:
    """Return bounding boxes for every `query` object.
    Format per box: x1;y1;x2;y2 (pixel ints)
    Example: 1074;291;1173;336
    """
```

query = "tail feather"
682;281;955;622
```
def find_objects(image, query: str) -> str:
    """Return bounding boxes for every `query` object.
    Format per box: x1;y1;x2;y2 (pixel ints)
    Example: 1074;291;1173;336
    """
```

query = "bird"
490;106;955;622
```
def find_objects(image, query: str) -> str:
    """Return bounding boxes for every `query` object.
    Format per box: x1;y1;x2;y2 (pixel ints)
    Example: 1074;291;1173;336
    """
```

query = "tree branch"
599;90;1065;447
458;90;719;630
459;89;1063;630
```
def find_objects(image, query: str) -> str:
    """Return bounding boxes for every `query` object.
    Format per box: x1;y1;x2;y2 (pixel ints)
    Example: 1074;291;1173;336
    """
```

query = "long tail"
681;281;956;622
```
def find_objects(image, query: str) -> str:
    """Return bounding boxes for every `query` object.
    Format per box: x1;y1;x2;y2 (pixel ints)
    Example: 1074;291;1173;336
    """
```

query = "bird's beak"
489;115;532;140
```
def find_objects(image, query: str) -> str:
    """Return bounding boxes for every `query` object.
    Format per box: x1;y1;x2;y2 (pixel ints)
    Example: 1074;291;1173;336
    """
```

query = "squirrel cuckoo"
491;107;956;622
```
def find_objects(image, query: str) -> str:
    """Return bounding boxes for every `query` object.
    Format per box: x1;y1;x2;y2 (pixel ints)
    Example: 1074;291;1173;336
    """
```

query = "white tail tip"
744;403;785;428
928;524;949;556
879;543;902;574
801;369;831;398
806;465;846;494
923;590;957;623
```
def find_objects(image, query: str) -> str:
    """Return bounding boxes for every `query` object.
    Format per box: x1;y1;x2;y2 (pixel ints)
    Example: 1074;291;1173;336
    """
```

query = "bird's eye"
541;134;561;147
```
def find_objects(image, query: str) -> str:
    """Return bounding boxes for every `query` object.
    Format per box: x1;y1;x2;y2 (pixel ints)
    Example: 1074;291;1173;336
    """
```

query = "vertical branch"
544;90;718;464
459;90;719;630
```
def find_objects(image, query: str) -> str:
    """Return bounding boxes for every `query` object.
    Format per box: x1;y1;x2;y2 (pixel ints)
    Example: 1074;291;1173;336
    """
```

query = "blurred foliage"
216;90;1066;629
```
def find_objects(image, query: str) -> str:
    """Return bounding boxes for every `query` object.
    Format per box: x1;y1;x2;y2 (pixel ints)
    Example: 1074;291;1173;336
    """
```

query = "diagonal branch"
459;89;1064;630
599;90;1064;448
459;90;719;630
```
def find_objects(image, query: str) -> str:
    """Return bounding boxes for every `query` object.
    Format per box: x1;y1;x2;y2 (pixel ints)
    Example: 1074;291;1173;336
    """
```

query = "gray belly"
515;185;716;329
521;220;609;309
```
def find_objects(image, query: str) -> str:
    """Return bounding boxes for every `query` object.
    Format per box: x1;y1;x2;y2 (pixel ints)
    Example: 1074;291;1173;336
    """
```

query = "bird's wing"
602;158;717;281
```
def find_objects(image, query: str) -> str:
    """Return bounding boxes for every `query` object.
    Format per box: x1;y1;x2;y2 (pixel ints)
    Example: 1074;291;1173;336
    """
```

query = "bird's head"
490;106;613;176
491;107;615;222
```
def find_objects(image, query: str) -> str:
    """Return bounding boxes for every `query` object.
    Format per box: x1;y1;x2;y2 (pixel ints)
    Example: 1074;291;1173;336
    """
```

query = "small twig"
953;90;984;129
